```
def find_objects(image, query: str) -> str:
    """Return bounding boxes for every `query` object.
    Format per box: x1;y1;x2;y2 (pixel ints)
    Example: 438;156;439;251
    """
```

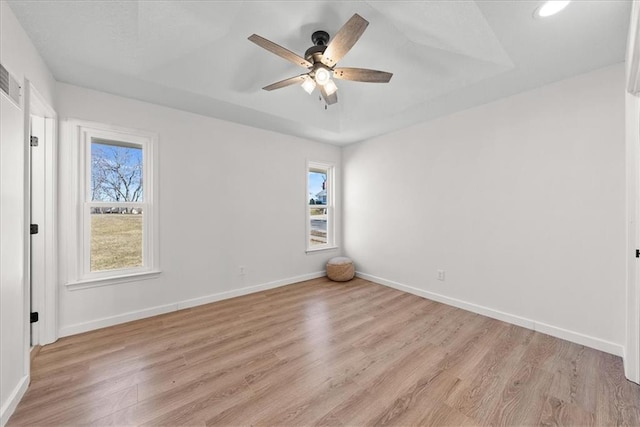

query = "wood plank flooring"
8;277;640;426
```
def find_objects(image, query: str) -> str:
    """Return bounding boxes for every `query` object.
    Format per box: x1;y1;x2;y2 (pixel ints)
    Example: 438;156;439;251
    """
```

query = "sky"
308;171;326;201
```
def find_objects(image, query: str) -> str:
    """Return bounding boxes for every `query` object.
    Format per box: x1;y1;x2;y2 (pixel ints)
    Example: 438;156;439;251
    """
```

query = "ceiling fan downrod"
311;30;330;46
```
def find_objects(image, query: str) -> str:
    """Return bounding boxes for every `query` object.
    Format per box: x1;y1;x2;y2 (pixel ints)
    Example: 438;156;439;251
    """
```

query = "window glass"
91;141;143;202
91;207;143;271
307;164;332;250
309;170;328;247
88;139;146;272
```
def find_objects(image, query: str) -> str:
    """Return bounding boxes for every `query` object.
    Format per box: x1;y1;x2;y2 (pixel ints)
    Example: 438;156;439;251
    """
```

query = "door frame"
25;81;58;346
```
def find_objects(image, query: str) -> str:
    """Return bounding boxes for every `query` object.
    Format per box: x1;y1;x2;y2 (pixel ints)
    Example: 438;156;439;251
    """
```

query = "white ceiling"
8;0;632;145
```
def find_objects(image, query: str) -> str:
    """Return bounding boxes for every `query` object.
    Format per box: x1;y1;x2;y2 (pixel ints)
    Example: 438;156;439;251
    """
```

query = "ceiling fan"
248;13;393;106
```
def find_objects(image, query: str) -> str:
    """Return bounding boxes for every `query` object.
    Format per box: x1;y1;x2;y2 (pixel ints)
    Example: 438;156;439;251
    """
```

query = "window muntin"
307;162;334;251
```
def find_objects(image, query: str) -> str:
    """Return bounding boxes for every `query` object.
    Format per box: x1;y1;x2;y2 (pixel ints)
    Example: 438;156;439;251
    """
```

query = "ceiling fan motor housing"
305;45;327;64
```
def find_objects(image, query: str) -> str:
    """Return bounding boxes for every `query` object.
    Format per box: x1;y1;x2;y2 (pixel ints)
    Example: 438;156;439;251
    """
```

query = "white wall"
0;1;56;424
344;64;627;355
56;83;342;336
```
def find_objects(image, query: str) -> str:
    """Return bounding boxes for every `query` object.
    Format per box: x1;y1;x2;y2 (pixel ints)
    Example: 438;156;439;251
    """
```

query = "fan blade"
333;67;393;83
248;34;312;68
262;75;307;91
321;14;369;67
320;84;338;105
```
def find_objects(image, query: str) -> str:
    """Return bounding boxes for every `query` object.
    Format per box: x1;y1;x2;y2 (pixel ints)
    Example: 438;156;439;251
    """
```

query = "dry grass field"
91;214;142;271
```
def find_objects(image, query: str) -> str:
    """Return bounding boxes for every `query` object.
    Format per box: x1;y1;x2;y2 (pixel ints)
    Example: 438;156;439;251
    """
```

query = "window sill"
306;246;339;254
66;270;162;291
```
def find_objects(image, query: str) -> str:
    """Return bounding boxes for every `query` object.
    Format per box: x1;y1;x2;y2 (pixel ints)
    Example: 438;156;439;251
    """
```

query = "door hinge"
637;249;640;258
30;136;38;147
30;312;39;323
30;224;38;235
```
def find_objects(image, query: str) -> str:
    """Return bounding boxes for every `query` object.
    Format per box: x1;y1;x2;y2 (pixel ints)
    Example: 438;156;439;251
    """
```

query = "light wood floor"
8;277;640;426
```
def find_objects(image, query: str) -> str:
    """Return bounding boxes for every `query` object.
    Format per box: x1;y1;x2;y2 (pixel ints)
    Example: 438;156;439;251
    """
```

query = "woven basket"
326;257;355;282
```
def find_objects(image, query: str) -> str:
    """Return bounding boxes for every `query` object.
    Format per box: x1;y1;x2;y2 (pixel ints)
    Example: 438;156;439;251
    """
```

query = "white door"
29;115;46;346
26;82;58;347
636;103;640;379
627;92;640;384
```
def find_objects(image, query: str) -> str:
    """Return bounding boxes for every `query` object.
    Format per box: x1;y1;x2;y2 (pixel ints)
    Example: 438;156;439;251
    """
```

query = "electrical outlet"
437;269;445;281
239;265;246;275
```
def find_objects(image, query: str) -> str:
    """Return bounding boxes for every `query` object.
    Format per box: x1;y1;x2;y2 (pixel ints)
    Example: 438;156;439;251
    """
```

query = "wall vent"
0;64;21;105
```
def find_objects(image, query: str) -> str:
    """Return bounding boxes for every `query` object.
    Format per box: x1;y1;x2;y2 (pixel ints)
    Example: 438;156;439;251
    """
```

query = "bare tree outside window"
91;142;143;211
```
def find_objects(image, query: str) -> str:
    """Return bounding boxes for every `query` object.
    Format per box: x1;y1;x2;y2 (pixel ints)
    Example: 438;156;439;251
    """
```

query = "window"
307;162;335;251
74;123;158;285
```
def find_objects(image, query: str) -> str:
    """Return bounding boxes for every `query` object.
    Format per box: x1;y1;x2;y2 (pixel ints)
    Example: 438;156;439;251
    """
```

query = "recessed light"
534;0;571;18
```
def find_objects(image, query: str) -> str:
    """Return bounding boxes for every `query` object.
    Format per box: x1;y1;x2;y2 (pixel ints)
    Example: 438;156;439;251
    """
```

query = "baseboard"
59;302;176;337
357;271;624;357
624;346;639;384
59;271;326;337
30;345;42;365
0;375;29;427
177;271;326;310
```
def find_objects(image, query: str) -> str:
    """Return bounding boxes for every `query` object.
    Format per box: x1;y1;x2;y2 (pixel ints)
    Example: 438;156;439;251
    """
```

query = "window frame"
306;161;336;252
69;122;159;288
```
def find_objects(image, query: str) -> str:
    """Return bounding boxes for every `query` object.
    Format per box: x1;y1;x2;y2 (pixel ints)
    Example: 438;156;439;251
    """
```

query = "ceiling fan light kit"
301;77;317;94
314;67;331;86
248;13;393;106
323;80;338;96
